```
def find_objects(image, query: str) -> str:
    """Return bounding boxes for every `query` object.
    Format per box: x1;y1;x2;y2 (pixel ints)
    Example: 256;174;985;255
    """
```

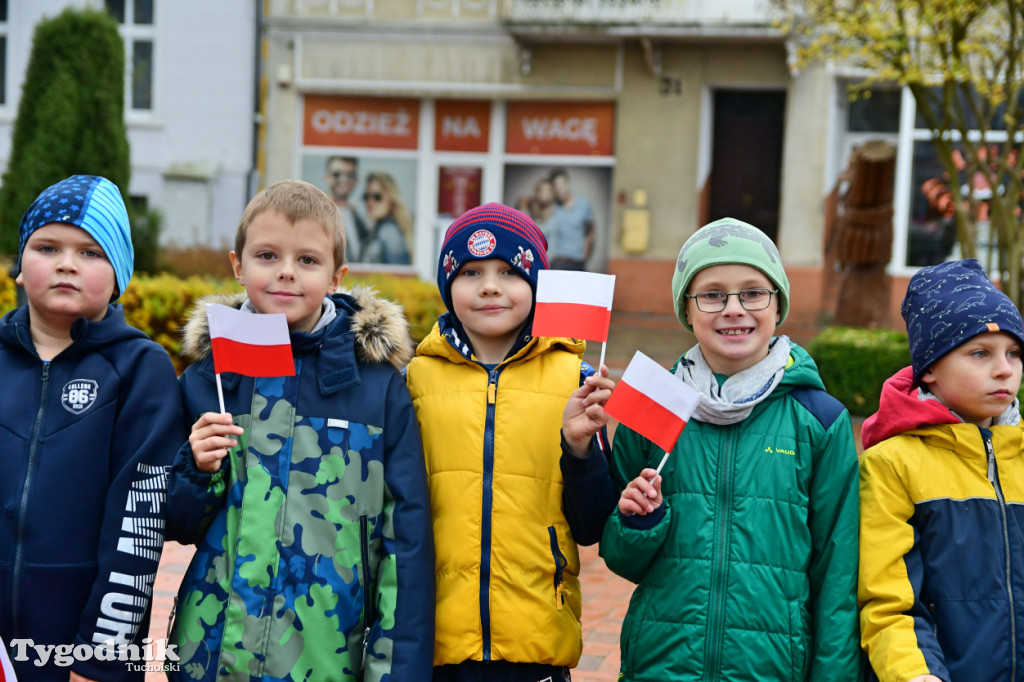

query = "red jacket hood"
860;366;960;449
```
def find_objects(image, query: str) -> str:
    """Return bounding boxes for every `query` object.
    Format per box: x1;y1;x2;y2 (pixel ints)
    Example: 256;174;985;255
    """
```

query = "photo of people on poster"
302;154;418;267
504;164;612;272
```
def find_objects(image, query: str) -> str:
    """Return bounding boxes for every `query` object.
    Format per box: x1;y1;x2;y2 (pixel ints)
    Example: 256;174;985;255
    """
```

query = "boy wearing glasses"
600;217;862;681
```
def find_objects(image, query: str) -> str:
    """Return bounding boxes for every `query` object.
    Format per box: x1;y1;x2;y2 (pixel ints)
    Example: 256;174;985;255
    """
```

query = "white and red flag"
532;270;616;342
604;351;701;453
207;303;295;378
0;636;18;682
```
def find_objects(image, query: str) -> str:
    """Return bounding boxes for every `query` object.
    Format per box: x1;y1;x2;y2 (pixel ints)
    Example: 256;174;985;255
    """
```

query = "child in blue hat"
860;258;1024;682
0;176;188;681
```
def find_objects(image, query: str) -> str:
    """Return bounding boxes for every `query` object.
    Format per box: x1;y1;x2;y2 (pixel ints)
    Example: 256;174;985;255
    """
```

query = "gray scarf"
239;297;337;333
675;336;792;425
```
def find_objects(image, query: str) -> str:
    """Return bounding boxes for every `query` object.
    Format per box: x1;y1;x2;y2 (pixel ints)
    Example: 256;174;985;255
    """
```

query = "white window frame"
107;0;157;120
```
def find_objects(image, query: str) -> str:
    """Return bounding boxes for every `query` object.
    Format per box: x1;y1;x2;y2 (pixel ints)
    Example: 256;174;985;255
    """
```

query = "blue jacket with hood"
0;303;189;681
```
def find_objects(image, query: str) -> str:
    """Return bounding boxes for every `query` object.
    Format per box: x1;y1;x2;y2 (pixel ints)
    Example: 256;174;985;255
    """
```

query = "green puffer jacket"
600;343;862;681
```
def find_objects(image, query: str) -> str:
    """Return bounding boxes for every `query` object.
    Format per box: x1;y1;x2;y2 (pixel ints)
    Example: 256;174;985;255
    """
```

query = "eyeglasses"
331;170;357;180
363;192;385;202
684;288;779;312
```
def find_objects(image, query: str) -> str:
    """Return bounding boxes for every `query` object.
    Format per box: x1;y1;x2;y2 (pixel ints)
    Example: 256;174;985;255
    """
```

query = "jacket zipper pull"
555;583;564;611
361;626;370;670
487;368;497;405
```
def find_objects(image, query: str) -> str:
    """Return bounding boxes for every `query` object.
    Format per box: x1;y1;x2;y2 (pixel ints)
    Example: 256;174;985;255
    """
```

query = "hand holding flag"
562;363;616;457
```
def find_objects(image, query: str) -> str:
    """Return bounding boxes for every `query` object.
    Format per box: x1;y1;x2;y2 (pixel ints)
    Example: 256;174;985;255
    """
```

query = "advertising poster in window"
301;153;418;267
503;164;613;272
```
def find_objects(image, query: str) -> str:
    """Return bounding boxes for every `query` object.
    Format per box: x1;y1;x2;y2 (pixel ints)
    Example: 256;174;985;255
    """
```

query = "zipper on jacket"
11;362;51;634
704;425;736;681
360;514;372;671
928;602;937;637
480;366;499;660
548;526;568;610
984;430;1017;681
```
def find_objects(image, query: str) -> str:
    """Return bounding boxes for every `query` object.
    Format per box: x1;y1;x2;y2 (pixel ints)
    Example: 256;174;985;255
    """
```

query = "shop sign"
435;100;491;153
506;101;615;156
304;95;419;149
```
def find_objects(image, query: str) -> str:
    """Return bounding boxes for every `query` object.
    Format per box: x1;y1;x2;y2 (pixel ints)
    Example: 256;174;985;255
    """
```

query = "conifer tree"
0;6;129;255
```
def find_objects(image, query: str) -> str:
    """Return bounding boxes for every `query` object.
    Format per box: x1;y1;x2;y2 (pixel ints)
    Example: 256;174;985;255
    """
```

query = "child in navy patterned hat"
0;176;188;681
859;258;1024;682
406;202;617;680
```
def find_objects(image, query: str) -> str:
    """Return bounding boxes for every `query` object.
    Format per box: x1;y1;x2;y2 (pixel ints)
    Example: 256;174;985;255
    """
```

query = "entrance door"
708;90;786;242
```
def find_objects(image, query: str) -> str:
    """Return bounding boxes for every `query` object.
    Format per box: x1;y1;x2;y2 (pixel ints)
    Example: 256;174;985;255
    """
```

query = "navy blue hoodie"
0;304;189;681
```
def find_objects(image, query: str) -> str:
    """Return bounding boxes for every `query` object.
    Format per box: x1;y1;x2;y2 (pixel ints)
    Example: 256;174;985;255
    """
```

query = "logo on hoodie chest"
61;379;98;414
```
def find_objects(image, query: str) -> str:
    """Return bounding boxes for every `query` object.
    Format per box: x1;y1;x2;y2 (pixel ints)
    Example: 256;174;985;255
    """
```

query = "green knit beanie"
671;217;790;332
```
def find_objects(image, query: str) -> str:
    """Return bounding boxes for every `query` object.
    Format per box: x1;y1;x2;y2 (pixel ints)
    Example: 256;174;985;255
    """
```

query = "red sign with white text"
435;100;491;153
304;95;419;150
506;101;615;156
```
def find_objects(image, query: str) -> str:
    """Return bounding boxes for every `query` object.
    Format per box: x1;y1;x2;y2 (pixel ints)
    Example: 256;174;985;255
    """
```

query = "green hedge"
808;326;911;417
0;269;444;373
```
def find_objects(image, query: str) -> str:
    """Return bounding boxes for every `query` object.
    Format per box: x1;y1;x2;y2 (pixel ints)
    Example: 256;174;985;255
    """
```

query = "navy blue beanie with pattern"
436;202;548;312
18;175;134;298
902;258;1024;386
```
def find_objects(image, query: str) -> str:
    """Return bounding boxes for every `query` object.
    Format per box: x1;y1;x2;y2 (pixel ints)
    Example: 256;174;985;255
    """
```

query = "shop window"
105;0;155;113
847;87;901;133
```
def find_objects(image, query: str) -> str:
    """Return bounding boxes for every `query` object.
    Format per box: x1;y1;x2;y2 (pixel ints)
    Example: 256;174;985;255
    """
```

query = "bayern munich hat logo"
468;229;497;257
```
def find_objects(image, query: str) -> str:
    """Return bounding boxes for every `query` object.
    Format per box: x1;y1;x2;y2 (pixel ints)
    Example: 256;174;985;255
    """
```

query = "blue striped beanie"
437;202;548;312
903;258;1024;386
18;175;134;298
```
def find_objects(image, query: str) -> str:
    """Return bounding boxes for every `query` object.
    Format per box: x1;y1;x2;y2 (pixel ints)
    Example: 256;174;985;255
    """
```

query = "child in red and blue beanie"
407;202;617;682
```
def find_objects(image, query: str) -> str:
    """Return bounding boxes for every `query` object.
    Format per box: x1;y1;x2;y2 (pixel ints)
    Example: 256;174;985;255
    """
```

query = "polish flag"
207;303;295;377
604;351;701;452
0;636;17;682
532;271;616;342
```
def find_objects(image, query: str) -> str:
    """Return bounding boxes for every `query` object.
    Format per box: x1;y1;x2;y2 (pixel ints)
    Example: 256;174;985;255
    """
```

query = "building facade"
0;0;257;250
260;0;878;328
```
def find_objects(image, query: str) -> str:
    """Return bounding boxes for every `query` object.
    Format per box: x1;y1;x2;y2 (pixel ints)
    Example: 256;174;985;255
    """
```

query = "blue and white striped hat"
18;175;134;298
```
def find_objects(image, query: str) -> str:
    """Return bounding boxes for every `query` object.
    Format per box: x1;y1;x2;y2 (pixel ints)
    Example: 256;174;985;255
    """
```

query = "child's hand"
618;468;663;516
908;677;943;682
189;412;243;473
69;672;99;682
562;364;616;457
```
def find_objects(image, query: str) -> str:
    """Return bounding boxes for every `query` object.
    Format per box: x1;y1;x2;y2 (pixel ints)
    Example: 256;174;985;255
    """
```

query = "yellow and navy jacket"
404;314;615;668
859;366;1024;682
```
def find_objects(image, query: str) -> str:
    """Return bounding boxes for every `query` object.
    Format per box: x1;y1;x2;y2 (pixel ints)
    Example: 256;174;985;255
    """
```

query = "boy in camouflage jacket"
166;180;434;681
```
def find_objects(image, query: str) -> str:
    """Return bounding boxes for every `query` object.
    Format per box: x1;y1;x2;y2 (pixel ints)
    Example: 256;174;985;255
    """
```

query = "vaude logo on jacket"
7;638;179;672
61;379;98;414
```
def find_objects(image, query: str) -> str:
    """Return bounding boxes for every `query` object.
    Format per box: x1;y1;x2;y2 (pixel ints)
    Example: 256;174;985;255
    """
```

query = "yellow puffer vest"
406;322;586;667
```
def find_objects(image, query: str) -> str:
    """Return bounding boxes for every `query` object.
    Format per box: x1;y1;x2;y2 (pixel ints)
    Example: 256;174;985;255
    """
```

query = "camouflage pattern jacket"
166;289;434;682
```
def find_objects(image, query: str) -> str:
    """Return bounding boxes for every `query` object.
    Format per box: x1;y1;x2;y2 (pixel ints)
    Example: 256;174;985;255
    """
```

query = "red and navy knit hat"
437;202;548;311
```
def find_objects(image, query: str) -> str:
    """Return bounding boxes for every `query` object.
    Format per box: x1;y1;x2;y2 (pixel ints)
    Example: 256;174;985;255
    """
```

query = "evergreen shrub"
808;326;911;417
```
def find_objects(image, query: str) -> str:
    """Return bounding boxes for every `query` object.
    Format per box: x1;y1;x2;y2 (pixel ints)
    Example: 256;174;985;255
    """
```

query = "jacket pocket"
547;525;568;610
788;600;810;681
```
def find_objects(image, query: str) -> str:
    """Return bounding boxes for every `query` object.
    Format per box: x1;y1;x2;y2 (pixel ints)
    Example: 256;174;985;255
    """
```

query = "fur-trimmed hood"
181;286;413;369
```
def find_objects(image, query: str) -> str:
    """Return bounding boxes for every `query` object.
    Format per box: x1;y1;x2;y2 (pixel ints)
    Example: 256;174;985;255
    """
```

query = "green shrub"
808;326;911;417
